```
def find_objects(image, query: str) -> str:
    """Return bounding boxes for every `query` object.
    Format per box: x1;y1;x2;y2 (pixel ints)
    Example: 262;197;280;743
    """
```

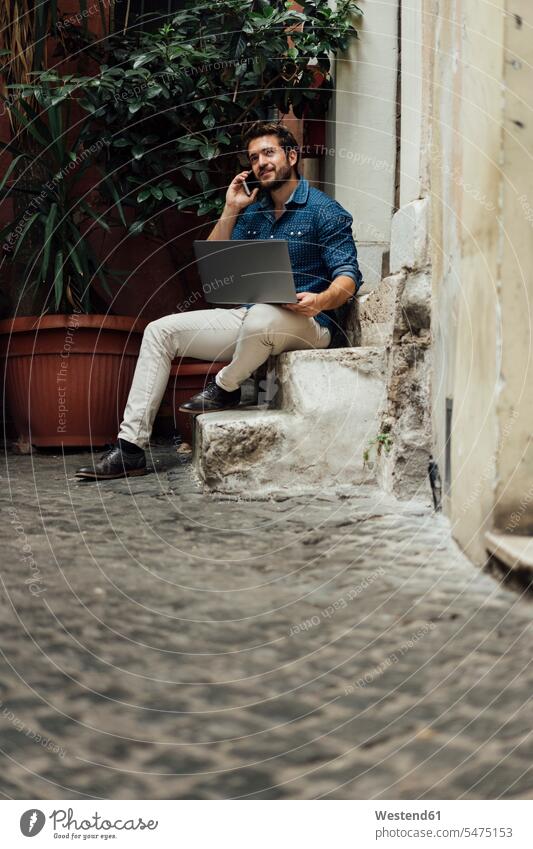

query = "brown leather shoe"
75;444;147;480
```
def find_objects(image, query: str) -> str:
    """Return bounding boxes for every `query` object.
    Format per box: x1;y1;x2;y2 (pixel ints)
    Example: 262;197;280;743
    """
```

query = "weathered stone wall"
336;0;435;504
356;270;432;501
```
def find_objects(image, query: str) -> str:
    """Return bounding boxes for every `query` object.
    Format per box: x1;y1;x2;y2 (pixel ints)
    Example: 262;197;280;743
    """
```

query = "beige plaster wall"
429;0;533;559
332;0;532;559
331;0;399;287
430;0;504;562
454;1;503;560
399;0;424;207
493;3;533;534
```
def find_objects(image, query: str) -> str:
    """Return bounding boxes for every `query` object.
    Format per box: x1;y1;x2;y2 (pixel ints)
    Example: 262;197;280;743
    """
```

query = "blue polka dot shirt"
230;177;363;330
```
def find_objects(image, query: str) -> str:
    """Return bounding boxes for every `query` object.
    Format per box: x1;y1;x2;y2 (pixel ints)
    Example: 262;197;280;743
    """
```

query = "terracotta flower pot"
0;314;148;448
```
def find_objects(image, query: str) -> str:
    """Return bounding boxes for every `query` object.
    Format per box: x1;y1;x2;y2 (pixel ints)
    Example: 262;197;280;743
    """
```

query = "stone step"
194;346;388;493
485;531;533;572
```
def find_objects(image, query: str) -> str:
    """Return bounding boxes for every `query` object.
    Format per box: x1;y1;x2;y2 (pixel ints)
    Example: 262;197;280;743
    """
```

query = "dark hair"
242;121;300;175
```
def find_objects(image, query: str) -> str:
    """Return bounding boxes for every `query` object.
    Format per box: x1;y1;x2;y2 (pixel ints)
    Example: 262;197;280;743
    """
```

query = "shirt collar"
258;177;309;209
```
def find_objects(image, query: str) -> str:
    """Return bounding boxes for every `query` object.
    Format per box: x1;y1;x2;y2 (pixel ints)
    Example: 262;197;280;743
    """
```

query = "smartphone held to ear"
243;171;261;197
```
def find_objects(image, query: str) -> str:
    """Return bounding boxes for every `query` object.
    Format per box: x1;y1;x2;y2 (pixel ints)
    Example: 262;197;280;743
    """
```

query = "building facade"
324;0;533;566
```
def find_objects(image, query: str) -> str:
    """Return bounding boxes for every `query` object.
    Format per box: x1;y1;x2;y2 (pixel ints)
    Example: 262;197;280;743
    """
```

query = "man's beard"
259;159;294;192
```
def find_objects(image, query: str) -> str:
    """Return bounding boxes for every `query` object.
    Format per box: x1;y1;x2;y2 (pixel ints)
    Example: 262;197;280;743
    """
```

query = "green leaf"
162;187;178;201
133;54;153;69
151;187;163;200
66;239;86;279
0;154;29;193
129;219;146;235
12;213;39;259
137;189;152;202
199;143;218;160
0;140;27;159
41;202;58;282
12;98;50;148
33;0;48;69
203;112;216;129
78;200;111;231
168;45;186;60
50;93;68;107
53;249;64;311
229;30;246;59
177;196;197;210
146;84;163;98
103;177;127;228
196;170;210;192
197;201;216;216
177;137;202;150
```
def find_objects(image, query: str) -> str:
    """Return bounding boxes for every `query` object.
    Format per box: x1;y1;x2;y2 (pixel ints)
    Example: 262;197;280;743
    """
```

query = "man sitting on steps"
76;121;363;480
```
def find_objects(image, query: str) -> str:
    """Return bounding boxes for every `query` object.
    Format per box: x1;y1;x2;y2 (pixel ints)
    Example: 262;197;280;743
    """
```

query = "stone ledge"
485;532;533;571
275;346;387;412
194;346;388;494
194;409;288;491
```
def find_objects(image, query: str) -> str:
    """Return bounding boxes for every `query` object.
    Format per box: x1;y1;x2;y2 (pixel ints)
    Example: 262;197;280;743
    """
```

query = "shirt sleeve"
317;201;363;290
230;209;250;240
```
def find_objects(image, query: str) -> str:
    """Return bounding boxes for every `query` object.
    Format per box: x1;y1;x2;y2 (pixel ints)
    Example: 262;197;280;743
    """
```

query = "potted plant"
0;0;362;448
62;0;362;231
50;0;361;440
0;85;147;447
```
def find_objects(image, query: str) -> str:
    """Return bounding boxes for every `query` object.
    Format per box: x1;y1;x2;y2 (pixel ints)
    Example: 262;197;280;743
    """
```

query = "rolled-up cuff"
330;267;362;289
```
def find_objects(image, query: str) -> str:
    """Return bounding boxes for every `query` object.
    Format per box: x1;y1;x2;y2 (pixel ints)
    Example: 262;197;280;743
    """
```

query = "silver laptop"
193;239;298;304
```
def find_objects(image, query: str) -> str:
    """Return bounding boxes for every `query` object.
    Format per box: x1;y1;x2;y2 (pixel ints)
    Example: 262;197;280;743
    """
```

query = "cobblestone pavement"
1;441;532;800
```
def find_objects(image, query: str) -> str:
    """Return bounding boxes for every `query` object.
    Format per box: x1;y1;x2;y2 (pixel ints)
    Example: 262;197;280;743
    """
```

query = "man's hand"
282;292;321;317
282;278;356;315
208;171;259;240
225;171;259;213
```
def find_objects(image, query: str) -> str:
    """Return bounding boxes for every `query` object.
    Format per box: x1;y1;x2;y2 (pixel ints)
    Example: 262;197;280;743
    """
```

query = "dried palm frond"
0;1;56;261
0;0;38;85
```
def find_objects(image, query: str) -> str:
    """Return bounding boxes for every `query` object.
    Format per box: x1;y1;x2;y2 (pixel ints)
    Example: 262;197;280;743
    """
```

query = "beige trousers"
118;304;331;448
